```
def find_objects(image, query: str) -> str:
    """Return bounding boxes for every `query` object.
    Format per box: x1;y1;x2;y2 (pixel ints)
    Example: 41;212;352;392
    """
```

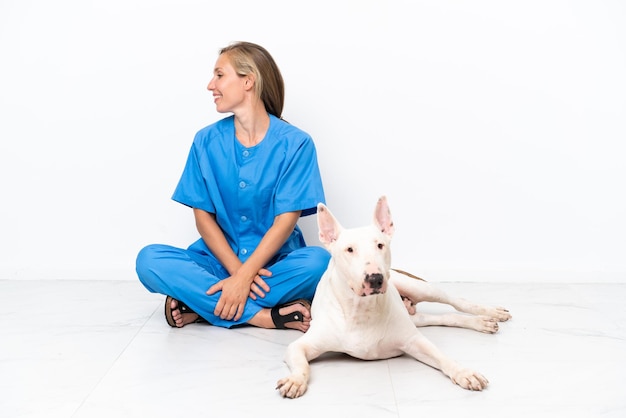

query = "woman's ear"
243;75;255;91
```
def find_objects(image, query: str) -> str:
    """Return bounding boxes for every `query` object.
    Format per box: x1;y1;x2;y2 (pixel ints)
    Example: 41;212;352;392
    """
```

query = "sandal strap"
270;299;310;329
177;300;195;314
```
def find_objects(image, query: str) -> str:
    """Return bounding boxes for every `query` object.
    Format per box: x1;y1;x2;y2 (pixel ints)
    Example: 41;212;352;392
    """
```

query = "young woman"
136;41;330;332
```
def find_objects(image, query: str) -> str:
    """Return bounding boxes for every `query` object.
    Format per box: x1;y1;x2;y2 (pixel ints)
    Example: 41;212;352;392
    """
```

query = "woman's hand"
249;268;271;300
206;268;272;321
206;275;250;321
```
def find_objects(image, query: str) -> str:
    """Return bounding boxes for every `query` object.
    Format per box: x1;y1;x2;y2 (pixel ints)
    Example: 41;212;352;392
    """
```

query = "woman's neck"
234;105;270;147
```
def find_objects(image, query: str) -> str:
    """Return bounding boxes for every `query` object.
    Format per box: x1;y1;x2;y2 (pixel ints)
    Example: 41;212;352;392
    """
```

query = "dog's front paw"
451;368;489;391
276;375;308;399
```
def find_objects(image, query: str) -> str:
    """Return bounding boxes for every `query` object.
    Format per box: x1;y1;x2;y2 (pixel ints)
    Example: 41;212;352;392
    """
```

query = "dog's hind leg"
390;270;512;322
408;311;500;333
438;297;511;323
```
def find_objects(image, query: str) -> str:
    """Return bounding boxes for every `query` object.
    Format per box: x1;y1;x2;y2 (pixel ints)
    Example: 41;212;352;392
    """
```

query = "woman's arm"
233;210;301;284
193;208;242;275
197;208;302;321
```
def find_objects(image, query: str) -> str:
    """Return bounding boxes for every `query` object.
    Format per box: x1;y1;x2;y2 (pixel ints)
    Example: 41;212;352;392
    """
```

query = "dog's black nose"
365;273;384;289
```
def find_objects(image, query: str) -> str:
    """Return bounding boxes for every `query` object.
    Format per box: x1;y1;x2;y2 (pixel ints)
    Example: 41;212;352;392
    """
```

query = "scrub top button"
241;215;248;222
241;248;248;255
242;150;250;157
239;181;246;189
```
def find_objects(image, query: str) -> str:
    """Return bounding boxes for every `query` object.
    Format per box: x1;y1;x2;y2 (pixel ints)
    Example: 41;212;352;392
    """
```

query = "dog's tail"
391;268;426;282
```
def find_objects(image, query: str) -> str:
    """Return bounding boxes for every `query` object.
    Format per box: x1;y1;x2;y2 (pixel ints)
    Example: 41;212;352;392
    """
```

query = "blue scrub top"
172;114;325;264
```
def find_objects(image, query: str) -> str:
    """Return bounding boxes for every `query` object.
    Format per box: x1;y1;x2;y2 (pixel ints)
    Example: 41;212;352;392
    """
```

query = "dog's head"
317;196;395;297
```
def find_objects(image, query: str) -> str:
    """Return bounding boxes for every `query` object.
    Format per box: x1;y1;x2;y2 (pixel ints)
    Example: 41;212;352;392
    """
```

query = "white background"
1;0;624;282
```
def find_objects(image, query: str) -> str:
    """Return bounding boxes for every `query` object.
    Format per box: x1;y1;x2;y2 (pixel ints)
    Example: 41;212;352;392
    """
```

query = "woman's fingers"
208;276;257;320
253;274;270;294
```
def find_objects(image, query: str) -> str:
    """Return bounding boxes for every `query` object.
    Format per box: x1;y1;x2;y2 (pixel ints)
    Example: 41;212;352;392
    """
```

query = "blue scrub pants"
136;243;330;328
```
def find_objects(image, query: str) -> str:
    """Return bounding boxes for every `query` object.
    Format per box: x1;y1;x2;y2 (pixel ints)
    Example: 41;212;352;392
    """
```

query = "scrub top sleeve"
275;137;325;217
171;143;215;213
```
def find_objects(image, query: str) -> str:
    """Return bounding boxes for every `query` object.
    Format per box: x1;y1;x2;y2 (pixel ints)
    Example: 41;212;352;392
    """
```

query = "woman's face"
207;53;248;114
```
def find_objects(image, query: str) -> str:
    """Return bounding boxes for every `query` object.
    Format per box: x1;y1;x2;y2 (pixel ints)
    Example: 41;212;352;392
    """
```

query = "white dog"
276;196;511;398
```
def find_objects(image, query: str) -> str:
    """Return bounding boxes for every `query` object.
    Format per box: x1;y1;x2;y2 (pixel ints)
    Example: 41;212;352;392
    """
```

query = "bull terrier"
276;196;511;398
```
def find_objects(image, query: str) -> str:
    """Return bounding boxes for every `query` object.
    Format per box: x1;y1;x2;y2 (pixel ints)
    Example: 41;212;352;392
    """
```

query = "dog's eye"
346;247;354;253
377;243;384;250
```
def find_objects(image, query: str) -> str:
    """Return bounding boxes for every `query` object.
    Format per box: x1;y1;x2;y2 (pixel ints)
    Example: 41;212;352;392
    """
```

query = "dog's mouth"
359;273;388;296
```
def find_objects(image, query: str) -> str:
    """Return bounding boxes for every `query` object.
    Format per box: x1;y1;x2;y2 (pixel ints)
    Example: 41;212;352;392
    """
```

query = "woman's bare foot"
249;300;312;332
166;297;200;328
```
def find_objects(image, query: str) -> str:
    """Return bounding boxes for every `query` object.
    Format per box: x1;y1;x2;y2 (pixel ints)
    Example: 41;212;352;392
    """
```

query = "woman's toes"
280;303;311;332
169;299;199;327
172;310;182;326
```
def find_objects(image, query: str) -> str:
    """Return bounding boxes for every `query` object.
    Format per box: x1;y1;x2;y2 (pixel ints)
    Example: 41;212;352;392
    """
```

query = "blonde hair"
219;41;285;118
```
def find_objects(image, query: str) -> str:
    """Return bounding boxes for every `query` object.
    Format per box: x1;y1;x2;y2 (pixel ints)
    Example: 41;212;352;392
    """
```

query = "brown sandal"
164;296;208;327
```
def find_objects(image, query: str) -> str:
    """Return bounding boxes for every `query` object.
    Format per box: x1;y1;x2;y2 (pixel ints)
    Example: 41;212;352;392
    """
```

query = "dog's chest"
342;301;388;327
335;299;406;360
341;326;405;360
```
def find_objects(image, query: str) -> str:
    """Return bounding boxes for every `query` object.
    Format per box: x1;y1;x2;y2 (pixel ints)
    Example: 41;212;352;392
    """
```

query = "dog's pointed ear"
374;195;395;237
317;202;342;245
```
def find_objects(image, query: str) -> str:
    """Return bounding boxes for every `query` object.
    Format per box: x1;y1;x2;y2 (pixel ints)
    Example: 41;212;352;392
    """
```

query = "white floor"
2;280;625;418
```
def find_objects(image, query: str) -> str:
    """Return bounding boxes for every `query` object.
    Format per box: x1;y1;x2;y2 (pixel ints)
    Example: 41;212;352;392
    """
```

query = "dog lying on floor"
276;196;511;398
